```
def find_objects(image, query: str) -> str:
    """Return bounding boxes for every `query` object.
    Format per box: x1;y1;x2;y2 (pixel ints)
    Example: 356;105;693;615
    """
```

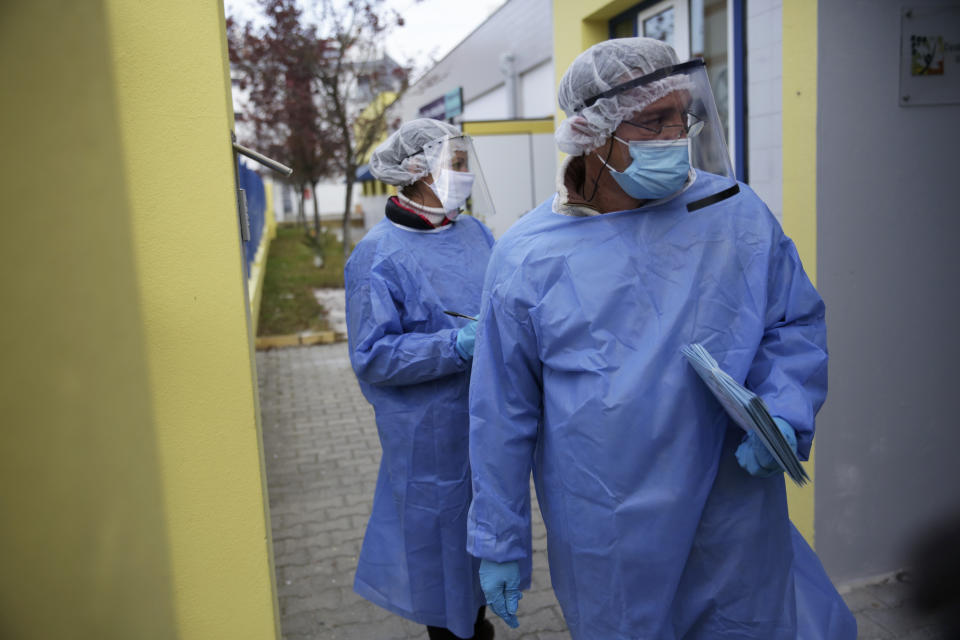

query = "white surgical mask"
429;170;475;219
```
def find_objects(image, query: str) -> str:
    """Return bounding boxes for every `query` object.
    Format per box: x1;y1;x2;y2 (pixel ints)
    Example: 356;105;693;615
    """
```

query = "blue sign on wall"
418;87;463;120
444;88;462;118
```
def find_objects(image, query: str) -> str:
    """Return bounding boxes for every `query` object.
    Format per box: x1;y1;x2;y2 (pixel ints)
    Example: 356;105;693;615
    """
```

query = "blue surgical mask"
597;137;690;201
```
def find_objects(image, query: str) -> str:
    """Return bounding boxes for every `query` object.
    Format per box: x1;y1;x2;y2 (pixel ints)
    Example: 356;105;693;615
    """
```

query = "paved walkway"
257;343;945;640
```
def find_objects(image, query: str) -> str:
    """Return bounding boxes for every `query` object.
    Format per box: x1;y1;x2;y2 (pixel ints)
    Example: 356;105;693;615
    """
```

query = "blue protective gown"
466;173;854;639
792;525;859;639
346;214;494;637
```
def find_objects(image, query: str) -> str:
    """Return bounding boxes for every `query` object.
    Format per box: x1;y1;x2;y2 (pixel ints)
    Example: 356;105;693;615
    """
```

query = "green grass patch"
256;224;348;336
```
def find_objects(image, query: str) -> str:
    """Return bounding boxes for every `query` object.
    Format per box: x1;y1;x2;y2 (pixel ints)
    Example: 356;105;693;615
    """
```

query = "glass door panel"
637;1;690;60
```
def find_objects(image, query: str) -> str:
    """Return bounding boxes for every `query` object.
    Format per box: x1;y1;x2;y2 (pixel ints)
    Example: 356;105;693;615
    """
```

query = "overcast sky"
224;0;508;77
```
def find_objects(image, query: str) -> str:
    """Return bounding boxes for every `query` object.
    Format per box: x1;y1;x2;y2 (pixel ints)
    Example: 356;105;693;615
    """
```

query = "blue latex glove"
455;320;478;360
479;559;522;628
735;417;798;477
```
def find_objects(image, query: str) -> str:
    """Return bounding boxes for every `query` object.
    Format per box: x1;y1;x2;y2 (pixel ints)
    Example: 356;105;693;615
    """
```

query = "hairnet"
556;37;691;155
370;118;462;186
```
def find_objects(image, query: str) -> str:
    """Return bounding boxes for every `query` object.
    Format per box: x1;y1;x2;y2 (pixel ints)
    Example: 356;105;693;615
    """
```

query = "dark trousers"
426;606;490;640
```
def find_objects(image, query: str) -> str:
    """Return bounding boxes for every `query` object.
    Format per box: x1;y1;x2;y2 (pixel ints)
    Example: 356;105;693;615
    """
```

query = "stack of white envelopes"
681;343;810;486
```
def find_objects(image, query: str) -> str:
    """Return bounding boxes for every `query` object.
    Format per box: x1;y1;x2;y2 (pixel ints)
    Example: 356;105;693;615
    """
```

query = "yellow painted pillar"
782;0;818;545
553;0;640;85
2;2;279;636
266;181;278;241
249;179;277;336
0;3;177;636
102;0;280;635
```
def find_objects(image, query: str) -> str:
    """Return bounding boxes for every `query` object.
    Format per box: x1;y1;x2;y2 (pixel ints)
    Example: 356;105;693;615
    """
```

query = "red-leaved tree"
228;0;336;236
312;0;410;255
228;0;410;254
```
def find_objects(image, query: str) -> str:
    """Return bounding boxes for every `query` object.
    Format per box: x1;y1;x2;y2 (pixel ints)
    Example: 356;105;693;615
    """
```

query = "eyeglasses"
621;111;705;140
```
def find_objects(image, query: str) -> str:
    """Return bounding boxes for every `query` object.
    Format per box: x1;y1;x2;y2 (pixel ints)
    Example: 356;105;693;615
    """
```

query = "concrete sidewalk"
257;343;944;640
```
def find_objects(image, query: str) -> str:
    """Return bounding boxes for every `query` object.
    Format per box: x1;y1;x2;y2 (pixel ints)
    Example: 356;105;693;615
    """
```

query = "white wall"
530;133;555;205
745;0;782;222
302;181;359;220
393;0;552;123
358;193;390;231
816;0;960;584
260;178;361;225
460;58;555;122
472;132;555;238
520;59;555;118
461;85;509;121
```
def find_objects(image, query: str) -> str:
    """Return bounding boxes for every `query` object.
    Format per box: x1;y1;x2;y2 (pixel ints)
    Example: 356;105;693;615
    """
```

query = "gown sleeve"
346;253;468;387
745;226;828;460
466;263;542;562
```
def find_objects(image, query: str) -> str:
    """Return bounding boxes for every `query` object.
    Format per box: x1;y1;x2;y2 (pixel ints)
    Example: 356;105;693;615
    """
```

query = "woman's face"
401;146;470;209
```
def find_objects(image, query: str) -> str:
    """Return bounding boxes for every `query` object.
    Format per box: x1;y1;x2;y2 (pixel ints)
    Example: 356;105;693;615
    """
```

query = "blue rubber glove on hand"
455;320;478;360
735;417;798;477
479;559;522;628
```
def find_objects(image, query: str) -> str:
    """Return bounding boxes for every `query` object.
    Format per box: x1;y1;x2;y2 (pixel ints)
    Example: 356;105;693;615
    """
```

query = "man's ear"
561;154;588;201
565;115;593;140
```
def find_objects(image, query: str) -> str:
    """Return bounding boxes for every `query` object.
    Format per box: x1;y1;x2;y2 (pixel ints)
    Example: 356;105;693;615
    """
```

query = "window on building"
691;0;729;149
643;7;675;43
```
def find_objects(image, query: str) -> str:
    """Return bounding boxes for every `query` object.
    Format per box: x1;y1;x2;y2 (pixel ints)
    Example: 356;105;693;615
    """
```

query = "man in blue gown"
466;38;856;639
346;119;497;639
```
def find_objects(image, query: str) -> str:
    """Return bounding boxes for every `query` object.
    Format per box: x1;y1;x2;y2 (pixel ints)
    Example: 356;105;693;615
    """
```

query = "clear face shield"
581;59;738;209
417;134;496;222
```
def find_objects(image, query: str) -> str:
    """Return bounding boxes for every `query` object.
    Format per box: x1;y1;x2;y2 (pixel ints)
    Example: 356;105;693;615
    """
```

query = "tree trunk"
342;172;354;258
311;179;321;241
297;184;306;228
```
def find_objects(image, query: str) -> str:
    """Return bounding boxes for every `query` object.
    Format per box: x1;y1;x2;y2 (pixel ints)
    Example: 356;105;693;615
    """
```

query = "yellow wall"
462;118;555;136
781;0;818;544
357;90;398;165
782;2;818;280
553;0;639;84
248;180;277;337
105;0;280;635
0;3;177;637
0;1;279;637
553;0;640;127
267;181;278;242
553;0;819;542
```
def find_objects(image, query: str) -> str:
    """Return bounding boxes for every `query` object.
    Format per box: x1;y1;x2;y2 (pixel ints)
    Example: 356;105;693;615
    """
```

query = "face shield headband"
575;59;705;113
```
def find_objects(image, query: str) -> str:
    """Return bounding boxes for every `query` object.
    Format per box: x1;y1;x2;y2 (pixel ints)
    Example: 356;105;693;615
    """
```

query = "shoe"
474;618;495;640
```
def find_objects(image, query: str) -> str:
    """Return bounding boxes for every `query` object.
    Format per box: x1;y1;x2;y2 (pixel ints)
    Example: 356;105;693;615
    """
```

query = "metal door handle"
232;142;293;176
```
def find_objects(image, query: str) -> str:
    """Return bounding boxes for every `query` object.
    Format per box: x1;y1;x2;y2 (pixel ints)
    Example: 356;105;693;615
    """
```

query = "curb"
255;331;347;350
